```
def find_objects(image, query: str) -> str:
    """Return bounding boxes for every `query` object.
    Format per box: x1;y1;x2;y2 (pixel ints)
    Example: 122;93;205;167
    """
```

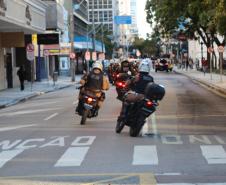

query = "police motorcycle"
76;62;107;125
115;83;165;137
115;72;131;101
78;89;100;125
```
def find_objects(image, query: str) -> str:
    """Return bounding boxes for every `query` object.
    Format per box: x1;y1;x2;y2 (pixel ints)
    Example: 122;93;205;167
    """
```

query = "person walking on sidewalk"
201;57;208;76
17;66;26;91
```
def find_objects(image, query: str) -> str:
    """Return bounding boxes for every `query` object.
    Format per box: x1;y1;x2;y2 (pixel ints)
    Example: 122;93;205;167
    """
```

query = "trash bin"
53;71;58;85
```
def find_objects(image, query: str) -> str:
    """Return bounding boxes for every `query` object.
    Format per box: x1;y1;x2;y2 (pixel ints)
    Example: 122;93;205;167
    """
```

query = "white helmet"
92;61;103;71
139;60;150;73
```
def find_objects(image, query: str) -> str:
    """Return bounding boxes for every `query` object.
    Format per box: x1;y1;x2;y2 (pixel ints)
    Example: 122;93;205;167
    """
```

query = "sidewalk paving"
0;76;81;109
174;67;226;97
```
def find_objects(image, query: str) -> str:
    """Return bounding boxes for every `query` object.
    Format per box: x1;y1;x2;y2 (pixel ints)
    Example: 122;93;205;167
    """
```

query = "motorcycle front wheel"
80;109;89;125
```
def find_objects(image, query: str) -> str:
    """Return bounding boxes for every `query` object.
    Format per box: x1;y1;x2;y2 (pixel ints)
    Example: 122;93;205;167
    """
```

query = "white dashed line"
0;124;36;132
44;113;59;121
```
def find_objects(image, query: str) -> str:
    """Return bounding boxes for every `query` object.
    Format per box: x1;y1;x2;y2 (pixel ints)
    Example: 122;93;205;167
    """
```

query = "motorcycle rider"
117;60;154;121
76;61;110;115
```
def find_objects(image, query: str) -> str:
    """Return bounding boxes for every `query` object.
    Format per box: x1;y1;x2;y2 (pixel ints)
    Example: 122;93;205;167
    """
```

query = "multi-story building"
129;0;138;37
88;0;114;33
0;0;48;90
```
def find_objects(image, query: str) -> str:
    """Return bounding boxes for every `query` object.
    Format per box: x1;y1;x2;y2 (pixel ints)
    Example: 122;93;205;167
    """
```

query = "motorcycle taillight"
117;82;126;88
146;100;153;107
87;97;93;103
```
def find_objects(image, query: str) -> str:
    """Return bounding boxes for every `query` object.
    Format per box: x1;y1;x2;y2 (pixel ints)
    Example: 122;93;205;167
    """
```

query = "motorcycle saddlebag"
144;83;165;101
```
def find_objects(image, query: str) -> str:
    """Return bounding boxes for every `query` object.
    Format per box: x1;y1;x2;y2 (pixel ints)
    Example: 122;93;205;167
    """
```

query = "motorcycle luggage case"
145;83;165;101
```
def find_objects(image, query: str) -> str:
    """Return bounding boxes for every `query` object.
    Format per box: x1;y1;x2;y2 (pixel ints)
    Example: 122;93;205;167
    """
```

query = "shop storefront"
0;0;47;90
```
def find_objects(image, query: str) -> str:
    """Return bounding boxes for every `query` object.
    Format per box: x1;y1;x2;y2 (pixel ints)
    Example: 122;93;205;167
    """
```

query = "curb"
174;70;226;97
0;84;74;109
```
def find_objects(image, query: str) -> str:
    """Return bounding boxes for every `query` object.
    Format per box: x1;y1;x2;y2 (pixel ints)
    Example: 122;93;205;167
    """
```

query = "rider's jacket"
85;71;104;91
131;72;154;94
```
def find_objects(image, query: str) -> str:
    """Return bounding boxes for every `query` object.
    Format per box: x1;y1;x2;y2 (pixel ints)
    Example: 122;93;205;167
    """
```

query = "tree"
145;0;226;64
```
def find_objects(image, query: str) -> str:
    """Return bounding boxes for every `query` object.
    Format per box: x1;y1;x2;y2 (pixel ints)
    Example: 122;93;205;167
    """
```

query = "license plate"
84;103;93;110
141;107;154;114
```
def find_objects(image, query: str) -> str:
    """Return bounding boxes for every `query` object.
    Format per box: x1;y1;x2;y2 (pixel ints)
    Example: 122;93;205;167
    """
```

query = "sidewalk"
0;76;81;109
174;67;226;97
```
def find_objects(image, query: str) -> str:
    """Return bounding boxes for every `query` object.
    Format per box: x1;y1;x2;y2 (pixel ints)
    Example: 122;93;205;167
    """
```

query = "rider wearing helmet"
118;60;154;120
76;61;110;114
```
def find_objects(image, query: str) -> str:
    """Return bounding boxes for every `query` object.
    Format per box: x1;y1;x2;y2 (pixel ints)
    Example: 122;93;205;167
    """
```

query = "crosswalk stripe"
200;145;226;164
54;147;89;167
132;145;158;165
0;149;24;168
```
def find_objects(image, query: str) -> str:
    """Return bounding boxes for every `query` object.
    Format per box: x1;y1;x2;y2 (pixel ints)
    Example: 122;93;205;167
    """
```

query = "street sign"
70;52;76;59
92;52;97;61
85;51;91;61
98;53;105;60
37;34;59;45
26;43;34;61
114;16;132;25
208;47;214;53
218;46;225;53
43;50;49;56
136;50;141;57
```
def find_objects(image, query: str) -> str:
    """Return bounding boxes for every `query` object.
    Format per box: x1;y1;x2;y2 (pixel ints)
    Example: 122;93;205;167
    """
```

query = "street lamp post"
70;0;75;82
201;42;204;60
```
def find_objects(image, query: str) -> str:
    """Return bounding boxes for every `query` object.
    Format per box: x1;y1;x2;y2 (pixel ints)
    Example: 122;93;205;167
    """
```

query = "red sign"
218;46;224;53
26;43;34;52
26;43;34;61
85;51;91;61
92;52;97;61
208;47;214;53
70;52;76;59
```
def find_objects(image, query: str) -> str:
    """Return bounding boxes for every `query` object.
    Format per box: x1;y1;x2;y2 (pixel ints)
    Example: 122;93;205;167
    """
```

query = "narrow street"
0;72;226;184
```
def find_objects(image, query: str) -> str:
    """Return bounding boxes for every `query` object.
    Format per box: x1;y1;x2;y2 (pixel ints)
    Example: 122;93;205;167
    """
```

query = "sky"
136;0;152;39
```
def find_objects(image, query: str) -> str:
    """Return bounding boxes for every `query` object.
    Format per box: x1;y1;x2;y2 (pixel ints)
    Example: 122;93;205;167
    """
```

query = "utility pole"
70;0;75;82
92;0;96;52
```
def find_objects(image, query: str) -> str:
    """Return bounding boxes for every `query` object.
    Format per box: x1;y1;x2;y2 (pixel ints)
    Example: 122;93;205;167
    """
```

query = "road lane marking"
151;113;158;134
200;145;226;164
0;124;36;132
55;147;89;167
44;113;59;121
132;145;158;165
0;149;24;168
0;108;61;117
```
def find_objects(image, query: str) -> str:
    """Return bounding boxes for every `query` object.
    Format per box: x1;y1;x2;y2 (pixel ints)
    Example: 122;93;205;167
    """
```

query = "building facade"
129;0;138;37
0;0;48;90
88;0;114;33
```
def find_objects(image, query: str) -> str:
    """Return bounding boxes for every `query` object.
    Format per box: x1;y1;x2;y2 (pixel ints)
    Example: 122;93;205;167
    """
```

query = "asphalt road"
0;71;226;185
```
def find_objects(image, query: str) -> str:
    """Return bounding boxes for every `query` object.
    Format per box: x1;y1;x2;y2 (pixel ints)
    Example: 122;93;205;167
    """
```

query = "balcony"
44;0;64;31
0;0;47;33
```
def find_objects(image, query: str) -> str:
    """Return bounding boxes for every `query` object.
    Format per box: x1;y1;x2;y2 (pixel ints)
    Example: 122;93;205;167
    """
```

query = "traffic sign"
26;43;34;61
43;50;49;56
136;50;141;57
70;52;76;59
92;52;97;61
208;47;214;53
85;51;91;61
218;46;224;53
98;53;105;60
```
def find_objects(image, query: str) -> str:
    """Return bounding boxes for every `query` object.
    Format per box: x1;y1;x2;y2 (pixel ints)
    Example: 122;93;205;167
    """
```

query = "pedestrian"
201;57;208;76
17;66;26;91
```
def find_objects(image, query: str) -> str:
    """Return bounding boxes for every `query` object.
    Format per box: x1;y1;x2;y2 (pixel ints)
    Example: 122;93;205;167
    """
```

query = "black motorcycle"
79;93;99;125
115;83;165;137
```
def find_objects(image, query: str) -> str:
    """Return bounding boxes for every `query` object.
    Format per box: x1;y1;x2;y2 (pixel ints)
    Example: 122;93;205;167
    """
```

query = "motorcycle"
79;92;99;125
115;83;165;137
115;81;128;101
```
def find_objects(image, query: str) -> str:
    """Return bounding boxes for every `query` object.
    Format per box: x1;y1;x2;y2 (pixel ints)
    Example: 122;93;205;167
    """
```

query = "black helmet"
145;83;165;101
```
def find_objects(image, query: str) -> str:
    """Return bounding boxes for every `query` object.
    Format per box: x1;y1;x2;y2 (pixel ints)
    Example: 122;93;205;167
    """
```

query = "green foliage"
145;0;226;46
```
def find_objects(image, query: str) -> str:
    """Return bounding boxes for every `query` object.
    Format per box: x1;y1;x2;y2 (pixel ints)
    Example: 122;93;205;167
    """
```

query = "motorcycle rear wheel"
115;119;125;133
80;110;88;125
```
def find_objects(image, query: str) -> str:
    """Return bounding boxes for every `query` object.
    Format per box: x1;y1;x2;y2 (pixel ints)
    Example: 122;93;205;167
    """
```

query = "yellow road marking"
0;173;156;185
